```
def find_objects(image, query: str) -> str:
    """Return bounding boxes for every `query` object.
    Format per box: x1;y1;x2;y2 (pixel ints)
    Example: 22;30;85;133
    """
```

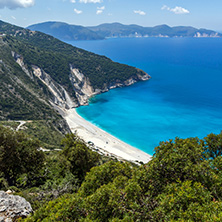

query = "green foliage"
0;120;66;149
154;180;222;221
25;132;222;221
0;39;61;121
24;194;85;222
61;134;100;181
0;126;45;187
0;127;110;213
203;132;222;159
79;161;133;197
24;120;65;149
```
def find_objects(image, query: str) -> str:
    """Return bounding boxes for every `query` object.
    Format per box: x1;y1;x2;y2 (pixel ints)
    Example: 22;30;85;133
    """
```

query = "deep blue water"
68;38;222;155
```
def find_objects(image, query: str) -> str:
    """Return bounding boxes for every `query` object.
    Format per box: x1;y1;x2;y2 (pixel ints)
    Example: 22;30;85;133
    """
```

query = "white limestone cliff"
12;52;150;112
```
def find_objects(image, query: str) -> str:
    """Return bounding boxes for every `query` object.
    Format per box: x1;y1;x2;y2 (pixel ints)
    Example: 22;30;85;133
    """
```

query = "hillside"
27;21;104;41
0;20;149;122
1;127;222;221
27;21;222;40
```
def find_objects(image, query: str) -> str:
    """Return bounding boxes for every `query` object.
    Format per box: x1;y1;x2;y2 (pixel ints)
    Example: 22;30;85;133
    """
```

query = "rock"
0;191;33;221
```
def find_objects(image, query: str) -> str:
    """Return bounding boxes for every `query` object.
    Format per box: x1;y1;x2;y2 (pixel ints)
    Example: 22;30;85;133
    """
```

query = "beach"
64;108;152;163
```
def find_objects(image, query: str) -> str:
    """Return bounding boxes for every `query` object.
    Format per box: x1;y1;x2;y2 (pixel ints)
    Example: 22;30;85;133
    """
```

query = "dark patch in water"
90;97;108;104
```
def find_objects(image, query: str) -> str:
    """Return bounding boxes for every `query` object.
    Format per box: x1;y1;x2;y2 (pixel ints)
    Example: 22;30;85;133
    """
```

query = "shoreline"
64;108;152;163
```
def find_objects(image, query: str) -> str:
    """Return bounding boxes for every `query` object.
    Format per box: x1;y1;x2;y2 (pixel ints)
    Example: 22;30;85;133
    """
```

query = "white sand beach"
64;108;152;163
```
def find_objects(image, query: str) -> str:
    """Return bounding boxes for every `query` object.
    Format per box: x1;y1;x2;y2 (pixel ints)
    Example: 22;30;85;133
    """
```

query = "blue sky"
0;0;221;30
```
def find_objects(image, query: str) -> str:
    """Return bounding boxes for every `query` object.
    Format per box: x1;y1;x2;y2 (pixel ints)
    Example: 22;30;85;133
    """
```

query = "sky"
0;0;221;31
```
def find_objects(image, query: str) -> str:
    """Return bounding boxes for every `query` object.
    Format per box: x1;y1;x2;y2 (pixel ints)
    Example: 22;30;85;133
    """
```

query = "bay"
67;37;222;155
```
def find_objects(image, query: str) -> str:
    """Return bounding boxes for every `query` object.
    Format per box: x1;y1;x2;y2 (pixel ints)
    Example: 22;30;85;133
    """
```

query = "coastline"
64;108;152;163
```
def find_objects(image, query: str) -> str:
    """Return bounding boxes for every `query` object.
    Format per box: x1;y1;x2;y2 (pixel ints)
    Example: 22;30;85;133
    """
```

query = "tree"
154;180;222;221
61;133;100;181
22;133;222;221
0;126;45;187
203;132;222;159
79;160;133;197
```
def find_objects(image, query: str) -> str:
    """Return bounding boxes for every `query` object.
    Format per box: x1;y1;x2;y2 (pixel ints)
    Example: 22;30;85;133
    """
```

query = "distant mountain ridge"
27;21;104;41
88;23;221;38
27;22;221;41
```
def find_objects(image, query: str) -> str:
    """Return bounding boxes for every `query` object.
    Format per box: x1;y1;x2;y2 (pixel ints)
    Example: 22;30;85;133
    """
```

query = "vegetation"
0;126;45;188
0;120;68;149
0;37;62;121
1;20;147;93
1;125;221;221
0;19;148;126
1;19;222;221
0;126;112;210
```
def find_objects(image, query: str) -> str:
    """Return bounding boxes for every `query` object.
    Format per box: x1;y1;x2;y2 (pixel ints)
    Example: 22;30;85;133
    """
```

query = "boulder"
0;191;33;221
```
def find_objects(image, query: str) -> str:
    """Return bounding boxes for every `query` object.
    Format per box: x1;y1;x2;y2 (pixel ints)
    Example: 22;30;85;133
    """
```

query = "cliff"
0;20;150;122
13;49;150;111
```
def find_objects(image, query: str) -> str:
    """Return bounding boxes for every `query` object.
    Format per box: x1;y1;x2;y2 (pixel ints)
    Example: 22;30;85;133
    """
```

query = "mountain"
88;23;222;38
27;22;221;40
27;21;104;41
0;20;149;123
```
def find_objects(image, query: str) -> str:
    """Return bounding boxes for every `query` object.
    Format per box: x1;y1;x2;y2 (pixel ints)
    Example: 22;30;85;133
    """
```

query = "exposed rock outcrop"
69;66;95;106
32;65;78;109
0;191;33;221
12;51;33;79
12;52;150;112
194;32;220;38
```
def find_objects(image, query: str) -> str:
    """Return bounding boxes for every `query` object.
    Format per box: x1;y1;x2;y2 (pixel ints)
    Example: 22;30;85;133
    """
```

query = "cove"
68;37;222;155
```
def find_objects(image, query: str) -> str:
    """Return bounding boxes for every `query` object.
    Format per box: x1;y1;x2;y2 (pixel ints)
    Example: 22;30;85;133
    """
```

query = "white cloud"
79;0;102;3
134;10;146;16
171;6;190;14
0;0;35;9
161;5;190;14
74;8;82;14
70;0;76;2
96;6;105;14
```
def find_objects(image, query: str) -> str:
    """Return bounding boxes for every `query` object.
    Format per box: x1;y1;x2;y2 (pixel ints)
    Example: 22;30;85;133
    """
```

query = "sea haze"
68;37;222;155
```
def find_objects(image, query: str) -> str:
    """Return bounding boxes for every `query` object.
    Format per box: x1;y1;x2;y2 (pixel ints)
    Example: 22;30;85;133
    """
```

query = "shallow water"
68;38;222;155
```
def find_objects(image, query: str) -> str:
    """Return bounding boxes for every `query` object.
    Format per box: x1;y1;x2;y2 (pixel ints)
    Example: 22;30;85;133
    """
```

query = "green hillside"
0;36;60;120
1;124;222;221
0;20;148;120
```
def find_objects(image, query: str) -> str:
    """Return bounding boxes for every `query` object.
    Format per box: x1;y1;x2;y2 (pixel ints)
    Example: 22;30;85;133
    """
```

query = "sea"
67;37;222;155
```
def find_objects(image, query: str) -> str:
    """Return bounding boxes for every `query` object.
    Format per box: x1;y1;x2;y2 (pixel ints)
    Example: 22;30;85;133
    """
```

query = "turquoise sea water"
68;38;222;155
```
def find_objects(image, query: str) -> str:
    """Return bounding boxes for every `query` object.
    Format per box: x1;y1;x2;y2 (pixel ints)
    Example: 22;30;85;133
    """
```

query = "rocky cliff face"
69;66;95;106
194;32;220;37
12;52;150;113
0;191;32;221
32;65;78;109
